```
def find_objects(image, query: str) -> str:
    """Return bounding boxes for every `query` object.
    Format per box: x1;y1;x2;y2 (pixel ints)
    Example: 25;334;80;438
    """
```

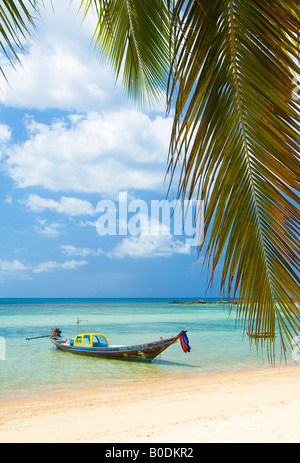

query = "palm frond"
167;0;300;358
78;0;172;107
0;0;40;80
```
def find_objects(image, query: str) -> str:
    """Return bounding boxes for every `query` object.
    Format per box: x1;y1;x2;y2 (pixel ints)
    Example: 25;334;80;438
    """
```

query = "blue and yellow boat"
50;328;191;362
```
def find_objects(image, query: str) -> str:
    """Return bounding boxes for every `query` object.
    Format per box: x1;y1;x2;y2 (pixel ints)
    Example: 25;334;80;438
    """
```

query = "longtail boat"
50;328;191;361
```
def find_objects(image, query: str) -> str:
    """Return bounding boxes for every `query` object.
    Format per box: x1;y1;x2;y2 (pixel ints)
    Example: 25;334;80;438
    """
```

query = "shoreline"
1;364;300;443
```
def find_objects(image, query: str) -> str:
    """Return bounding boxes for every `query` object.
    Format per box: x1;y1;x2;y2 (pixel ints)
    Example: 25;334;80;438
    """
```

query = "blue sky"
0;1;223;298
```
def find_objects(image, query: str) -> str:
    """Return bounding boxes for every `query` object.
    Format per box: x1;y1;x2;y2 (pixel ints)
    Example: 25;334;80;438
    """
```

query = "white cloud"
61;245;104;257
4;194;13;204
0;259;29;273
61;238;190;259
78;220;98;228
62;210;191;259
33;259;87;273
110;214;191;258
34;218;63;237
111;234;191;259
0;123;11;143
0;257;86;275
0;123;12;160
0;40;113;112
0;1;127;112
0;0;166;113
23;194;96;216
116;235;189;259
6;111;172;195
0;0;173;198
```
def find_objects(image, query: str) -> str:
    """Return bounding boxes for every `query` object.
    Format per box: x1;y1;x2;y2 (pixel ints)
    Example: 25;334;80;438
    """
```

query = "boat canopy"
73;333;109;347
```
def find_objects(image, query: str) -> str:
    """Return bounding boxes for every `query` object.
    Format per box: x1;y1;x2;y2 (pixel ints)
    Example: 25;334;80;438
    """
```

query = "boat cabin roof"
74;333;109;347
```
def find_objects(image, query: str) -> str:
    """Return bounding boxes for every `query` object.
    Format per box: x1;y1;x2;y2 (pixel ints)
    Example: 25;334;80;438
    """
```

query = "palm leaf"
167;0;300;358
0;1;40;80
78;0;172;107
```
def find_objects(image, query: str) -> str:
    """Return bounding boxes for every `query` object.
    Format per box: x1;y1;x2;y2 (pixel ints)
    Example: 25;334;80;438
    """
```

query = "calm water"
0;298;296;398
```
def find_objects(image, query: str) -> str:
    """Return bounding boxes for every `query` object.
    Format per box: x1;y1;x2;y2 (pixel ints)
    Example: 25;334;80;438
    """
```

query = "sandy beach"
1;365;300;443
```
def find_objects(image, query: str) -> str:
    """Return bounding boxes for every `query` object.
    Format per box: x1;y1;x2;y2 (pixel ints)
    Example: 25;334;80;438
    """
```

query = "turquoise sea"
0;298;297;398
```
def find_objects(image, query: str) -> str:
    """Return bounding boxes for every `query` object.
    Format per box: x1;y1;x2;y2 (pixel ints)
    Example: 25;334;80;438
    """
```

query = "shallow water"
0;298;296;397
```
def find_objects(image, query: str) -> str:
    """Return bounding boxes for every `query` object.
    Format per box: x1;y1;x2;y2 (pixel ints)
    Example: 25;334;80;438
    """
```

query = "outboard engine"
50;327;62;338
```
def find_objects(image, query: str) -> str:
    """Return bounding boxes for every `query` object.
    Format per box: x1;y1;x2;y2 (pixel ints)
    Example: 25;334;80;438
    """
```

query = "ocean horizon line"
0;296;225;304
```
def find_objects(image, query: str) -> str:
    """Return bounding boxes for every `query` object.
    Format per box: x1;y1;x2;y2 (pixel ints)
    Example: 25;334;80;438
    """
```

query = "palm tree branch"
79;0;172;106
1;1;38;50
167;0;300;357
228;0;274;303
0;0;40;80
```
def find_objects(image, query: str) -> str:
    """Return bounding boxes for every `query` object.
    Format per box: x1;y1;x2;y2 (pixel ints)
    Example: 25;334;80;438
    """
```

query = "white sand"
0;365;300;443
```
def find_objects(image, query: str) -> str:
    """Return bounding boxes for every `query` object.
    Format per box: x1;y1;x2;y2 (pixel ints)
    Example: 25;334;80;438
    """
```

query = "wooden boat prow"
51;330;191;362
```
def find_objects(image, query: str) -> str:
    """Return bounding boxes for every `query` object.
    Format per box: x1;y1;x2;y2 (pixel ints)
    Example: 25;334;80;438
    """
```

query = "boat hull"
51;334;180;361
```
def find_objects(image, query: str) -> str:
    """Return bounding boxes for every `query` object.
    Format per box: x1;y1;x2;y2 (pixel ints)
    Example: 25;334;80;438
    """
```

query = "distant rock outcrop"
169;299;238;305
